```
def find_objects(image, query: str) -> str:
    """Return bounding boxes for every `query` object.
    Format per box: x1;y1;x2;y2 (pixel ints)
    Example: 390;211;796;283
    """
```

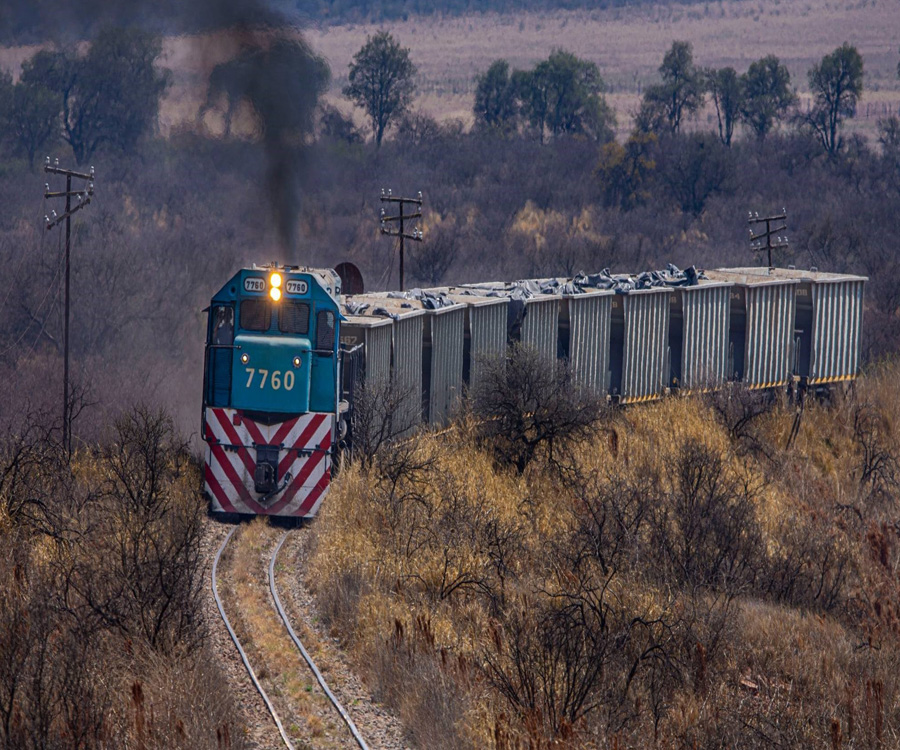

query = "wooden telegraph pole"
44;158;95;456
379;189;423;291
748;209;788;268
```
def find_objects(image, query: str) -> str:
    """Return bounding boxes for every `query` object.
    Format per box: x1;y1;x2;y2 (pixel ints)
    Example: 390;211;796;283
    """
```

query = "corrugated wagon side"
707;270;799;389
809;277;865;385
519;296;561;362
441;290;510;397
670;282;733;391
561;290;614;394
612;288;671;403
422;304;466;425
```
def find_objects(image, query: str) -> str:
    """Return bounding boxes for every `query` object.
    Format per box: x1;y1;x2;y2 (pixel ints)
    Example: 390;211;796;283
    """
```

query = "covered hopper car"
202;264;866;518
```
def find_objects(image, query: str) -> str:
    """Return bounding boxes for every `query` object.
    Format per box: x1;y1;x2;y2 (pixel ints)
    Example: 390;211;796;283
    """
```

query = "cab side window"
212;305;234;344
316;310;335;350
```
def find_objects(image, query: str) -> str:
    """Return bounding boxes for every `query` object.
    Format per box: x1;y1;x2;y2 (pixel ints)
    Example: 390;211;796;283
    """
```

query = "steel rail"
212;526;296;750
268;530;371;750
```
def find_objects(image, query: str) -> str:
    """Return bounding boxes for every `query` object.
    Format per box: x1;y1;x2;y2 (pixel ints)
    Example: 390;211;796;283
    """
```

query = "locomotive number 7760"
244;368;295;391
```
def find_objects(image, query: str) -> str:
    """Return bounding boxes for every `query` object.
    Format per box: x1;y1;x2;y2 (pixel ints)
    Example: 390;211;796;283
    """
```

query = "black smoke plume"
1;0;330;258
204;34;330;256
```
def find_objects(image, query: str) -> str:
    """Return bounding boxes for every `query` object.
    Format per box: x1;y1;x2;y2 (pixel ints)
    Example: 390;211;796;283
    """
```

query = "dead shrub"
649;439;765;591
471;344;606;473
349;377;419;465
67;406;206;653
704;382;777;459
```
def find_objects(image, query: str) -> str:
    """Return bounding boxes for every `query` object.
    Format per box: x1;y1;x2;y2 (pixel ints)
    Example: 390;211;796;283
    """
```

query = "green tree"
5;51;63;168
49;27;170;163
595;130;657;210
657;133;736;216
640;41;703;134
343;31;416;148
473;59;518;134
705;66;743;146
805;43;864;155
515;50;614;144
740;55;795;140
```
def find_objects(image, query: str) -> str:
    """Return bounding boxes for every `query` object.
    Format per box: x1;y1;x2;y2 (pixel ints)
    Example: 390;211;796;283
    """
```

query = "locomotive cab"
202;265;343;518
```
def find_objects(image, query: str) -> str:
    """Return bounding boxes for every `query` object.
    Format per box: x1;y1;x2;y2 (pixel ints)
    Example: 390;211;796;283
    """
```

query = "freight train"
202;263;866;518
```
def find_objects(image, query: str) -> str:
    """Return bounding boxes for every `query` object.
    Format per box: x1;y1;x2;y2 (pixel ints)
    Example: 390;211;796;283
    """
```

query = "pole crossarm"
381;212;423;222
748;209;789;267
380;195;422;205
44;190;94;199
46;198;93;229
44;165;94;180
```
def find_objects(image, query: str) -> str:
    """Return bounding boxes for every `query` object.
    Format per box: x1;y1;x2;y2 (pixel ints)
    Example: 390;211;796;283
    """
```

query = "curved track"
269;530;370;750
212;524;370;750
212;527;296;749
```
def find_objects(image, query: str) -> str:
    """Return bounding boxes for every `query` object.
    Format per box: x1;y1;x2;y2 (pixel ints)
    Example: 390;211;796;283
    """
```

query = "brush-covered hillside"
309;353;900;748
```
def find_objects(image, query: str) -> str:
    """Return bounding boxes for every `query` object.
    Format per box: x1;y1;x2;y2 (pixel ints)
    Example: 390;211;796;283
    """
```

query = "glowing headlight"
292;356;301;368
270;272;282;288
269;287;282;302
240;353;249;364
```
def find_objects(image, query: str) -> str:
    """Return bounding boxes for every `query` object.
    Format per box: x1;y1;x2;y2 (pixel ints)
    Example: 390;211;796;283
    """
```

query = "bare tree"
349;377;418;465
471;344;606;473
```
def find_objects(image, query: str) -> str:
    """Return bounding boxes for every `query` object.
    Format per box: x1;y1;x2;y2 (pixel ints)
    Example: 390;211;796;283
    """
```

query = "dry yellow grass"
309;362;900;746
224;518;346;748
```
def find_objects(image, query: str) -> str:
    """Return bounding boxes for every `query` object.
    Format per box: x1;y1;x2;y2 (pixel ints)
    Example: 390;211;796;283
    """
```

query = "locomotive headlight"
240;353;250;364
269;287;282;302
292;356;301;368
270;272;282;288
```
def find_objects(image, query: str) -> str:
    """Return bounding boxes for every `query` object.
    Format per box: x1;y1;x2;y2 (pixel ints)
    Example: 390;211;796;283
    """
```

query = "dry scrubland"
138;0;900;138
0;408;245;748
310;362;900;747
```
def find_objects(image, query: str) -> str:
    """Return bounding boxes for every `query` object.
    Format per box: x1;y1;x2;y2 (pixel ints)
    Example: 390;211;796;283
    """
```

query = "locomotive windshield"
240;299;271;331
279;302;310;334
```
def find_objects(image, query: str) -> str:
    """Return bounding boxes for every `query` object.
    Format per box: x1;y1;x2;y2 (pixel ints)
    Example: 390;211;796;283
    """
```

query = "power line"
0;226;65;358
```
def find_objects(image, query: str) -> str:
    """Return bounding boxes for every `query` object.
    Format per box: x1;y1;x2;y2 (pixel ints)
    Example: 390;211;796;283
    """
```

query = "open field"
2;0;896;140
302;0;900;134
164;0;900;139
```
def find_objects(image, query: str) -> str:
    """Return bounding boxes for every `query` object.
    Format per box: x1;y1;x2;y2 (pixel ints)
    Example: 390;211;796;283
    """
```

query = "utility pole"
44;158;95;456
379;189;423;291
748;209;788;268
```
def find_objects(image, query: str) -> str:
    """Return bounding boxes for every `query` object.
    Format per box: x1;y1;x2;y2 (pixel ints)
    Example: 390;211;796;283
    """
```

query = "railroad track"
212;525;370;750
